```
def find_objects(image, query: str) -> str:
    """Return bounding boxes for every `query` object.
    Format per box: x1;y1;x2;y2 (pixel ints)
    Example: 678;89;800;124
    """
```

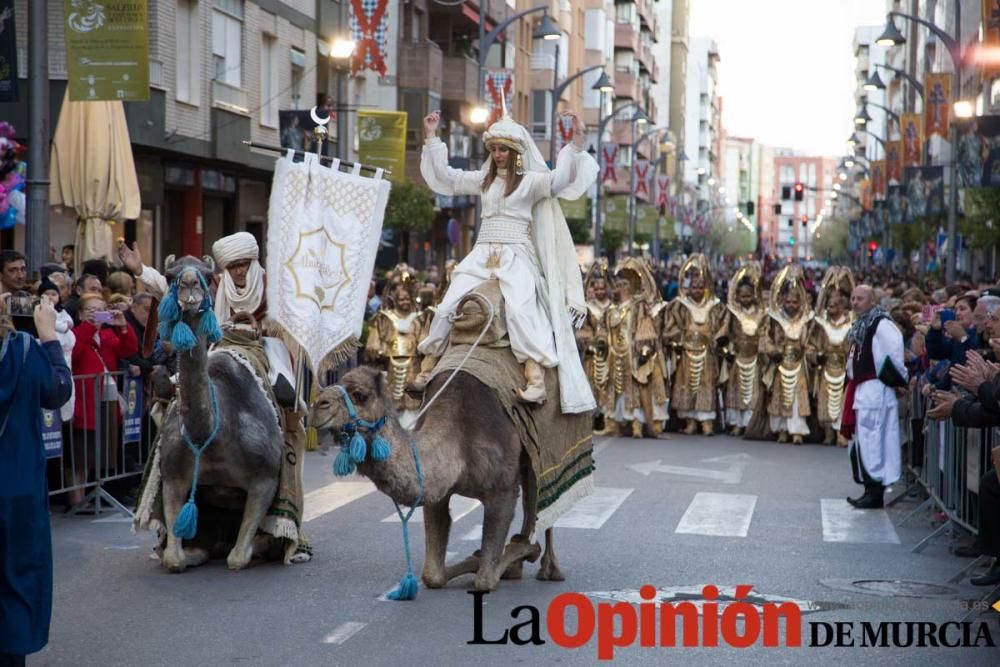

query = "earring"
515;154;524;176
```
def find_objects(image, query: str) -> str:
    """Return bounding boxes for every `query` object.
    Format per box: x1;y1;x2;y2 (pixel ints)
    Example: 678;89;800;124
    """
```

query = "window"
615;2;635;24
290;47;305;109
212;0;243;86
260;35;277;126
530;90;551;139
176;0;200;104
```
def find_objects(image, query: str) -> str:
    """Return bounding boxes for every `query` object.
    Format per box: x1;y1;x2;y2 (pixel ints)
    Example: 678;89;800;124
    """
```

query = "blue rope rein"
329;384;424;600
171;380;221;540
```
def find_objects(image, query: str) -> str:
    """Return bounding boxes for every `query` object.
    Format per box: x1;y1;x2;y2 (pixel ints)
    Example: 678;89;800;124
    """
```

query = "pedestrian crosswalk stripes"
303;481;377;523
381;494;481;524
820;498;901;544
675;491;758;537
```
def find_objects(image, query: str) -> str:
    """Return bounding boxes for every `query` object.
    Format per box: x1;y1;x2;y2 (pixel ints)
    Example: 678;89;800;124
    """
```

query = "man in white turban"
212;232;267;327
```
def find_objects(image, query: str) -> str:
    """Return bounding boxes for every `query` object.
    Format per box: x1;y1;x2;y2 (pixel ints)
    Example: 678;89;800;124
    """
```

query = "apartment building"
770;154;838;261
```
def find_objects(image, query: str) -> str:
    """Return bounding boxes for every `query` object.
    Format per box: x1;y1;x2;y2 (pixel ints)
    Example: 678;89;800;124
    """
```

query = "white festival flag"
266;151;390;374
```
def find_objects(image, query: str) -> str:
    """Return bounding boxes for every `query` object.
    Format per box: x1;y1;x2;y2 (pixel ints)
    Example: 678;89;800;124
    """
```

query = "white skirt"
419;241;558;366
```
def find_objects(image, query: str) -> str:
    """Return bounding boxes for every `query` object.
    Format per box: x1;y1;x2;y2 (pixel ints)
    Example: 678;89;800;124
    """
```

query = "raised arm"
420;111;485;197
119;241;168;300
538;112;599;201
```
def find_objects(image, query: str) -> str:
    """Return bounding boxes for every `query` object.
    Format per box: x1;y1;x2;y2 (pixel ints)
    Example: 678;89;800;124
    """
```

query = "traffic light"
773;203;782;215
801;215;808;225
789;237;795;246
794;183;804;201
747;201;755;215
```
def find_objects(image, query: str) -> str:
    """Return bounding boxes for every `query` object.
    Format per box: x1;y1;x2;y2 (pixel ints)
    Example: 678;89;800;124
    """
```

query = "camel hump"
450;279;508;346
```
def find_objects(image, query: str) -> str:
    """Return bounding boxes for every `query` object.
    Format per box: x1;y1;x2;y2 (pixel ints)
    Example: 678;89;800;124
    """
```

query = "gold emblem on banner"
284;228;352;312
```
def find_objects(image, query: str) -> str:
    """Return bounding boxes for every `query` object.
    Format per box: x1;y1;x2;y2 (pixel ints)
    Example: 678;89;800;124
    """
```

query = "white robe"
847;318;907;485
419;137;597;413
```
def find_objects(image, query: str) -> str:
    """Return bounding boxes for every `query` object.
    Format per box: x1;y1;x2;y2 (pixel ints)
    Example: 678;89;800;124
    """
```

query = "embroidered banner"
601;146;618;183
924;72;952;139
983;0;1000;79
859;178;872;211
557;114;575;151
484;69;513;126
900;113;923;168
266;152;391;374
357;109;407;183
634;160;651;199
64;0;149;101
871;160;885;198
350;0;390;78
656;175;669;209
886;140;902;184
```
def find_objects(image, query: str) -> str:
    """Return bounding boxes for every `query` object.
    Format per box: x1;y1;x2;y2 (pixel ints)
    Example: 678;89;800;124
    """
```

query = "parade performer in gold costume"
577;259;614;431
807;266;855;446
760;264;813;445
718;262;767;436
365;269;425;427
663;254;725;436
607;258;669;438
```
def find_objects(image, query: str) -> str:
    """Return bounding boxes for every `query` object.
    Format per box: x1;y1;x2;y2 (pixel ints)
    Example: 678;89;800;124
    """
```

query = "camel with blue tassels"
155;255;286;572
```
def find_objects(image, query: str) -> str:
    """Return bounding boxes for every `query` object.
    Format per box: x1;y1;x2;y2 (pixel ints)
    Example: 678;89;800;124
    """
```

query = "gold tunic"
607;298;668;422
577;299;612;414
365;309;425;412
721;305;766;412
663;295;725;413
760;312;812;419
806;314;851;425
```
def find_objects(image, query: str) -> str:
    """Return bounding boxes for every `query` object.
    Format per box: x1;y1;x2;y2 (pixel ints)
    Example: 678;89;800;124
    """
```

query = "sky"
689;0;888;157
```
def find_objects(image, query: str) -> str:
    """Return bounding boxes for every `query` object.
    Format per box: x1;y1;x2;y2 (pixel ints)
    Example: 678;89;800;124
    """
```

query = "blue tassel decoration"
197;308;223;343
158;287;180;322
172;499;199;540
171;321;197;352
371;434;391;462
158;321;174;342
386;573;419;601
333;448;356;477
350;432;367;463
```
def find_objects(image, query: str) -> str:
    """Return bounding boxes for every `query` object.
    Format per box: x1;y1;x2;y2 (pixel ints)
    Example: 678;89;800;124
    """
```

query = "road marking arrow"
628;453;750;484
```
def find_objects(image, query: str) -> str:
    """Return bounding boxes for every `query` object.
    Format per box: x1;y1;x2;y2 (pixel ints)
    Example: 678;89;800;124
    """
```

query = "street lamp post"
878;6;963;282
330;37;356;161
629;125;669;255
593;102;646;260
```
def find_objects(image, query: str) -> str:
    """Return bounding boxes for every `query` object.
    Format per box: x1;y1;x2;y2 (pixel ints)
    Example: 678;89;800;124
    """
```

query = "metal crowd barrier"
46;371;156;516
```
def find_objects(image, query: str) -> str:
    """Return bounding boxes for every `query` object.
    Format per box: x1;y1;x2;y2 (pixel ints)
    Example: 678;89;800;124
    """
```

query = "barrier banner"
64;0;149;101
122;377;143;444
41;409;62;459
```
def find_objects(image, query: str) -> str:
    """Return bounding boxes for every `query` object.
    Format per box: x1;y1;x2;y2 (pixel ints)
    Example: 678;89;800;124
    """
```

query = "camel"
310;285;573;592
157;256;285;572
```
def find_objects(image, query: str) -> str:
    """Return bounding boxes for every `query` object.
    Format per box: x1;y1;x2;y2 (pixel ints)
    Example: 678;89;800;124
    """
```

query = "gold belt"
824;370;846;420
686;348;708;394
736;357;757;409
592;356;609;388
779;363;801;410
388;356;411;401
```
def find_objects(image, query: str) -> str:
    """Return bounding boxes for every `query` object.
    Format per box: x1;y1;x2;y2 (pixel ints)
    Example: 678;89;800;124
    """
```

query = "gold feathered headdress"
615;257;659;301
679;254;713;302
727;261;763;311
584;258;612;293
769;263;811;321
816;266;855;314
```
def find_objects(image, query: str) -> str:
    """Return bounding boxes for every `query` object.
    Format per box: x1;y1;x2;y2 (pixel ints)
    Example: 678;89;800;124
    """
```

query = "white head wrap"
212;232;265;325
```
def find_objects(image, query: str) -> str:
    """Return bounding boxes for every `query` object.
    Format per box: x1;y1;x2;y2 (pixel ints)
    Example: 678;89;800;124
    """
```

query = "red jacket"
71;321;138;430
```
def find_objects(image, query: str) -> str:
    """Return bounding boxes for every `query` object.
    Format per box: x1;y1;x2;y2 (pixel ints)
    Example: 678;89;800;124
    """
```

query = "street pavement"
36;432;1000;666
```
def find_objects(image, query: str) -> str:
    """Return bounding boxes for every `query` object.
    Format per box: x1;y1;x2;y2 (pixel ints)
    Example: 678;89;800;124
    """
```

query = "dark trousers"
0;654;26;667
850;445;884;494
975;470;1000;557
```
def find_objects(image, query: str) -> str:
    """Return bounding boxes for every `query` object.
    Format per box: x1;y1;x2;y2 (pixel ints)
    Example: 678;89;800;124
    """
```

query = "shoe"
777;432;789;444
792;434;804;446
701;421;714;436
631;421;644;439
847;491;884;509
682;420;697;435
730;426;743;437
836;434;849;447
970;561;1000;586
516;359;547;404
953;544;983;558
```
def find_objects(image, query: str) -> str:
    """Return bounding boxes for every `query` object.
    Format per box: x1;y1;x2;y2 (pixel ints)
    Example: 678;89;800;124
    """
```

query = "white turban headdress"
212;232;265;325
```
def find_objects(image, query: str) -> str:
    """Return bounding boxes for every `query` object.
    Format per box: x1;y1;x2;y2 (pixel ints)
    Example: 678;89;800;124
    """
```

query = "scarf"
848;305;887;348
213;259;265;325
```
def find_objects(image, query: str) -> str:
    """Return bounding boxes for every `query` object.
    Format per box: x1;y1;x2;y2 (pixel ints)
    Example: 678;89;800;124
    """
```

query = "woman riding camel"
413;107;598;414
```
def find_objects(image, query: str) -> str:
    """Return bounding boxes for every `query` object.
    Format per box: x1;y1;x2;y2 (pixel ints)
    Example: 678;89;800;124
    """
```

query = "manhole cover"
820;578;958;599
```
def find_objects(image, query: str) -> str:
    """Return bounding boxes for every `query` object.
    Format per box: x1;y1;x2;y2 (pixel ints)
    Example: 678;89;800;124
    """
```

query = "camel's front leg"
421;496;452;588
161;479;189;573
474;491;517;592
227;478;277;570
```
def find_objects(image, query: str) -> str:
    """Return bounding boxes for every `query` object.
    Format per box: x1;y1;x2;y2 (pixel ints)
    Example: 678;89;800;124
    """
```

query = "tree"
384;180;436;263
565;217;592;245
602;228;626;257
812;217;851;261
961;187;1000;250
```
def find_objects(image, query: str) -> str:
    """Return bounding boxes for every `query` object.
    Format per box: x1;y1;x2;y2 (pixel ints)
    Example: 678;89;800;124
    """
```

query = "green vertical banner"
358;109;407;182
603;195;629;230
65;0;149;101
559;195;588;221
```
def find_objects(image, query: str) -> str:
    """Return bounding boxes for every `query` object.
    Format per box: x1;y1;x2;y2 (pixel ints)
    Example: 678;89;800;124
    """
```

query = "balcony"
637;42;654;74
615;22;638;52
398;41;444;94
211;79;249;114
442;55;478;102
149;59;165;90
637;0;654;30
614;70;637;100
